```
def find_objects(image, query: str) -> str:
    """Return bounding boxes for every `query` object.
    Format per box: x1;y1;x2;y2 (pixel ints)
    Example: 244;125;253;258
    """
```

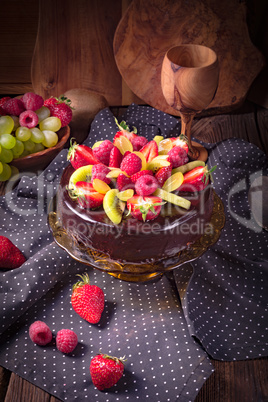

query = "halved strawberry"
117;173;135;191
71;181;104;209
126;195;164;221
170;134;189;154
113;118;137;144
67;139;100;169
179;165;217;192
139;140;158;162
109;146;123;168
155;165;172;187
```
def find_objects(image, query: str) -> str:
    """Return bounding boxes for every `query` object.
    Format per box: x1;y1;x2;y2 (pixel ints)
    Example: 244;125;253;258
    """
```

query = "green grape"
35;106;50;123
0;162;12;182
0;133;16;149
0;116;14;135
42;130;59;148
32;142;45;153
39;117;61;132
10;115;20;131
0;147;13;163
12;139;24;158
30;127;45;143
19;149;30;158
10;165;19;178
0;161;3;175
23;139;35;153
16;126;32;142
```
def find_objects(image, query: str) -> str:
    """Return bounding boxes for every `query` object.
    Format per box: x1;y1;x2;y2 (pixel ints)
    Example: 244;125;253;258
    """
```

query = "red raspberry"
132;135;148;151
29;321;53;346
91;163;111;184
109;146;122;168
93;140;114;166
22;92;44;111
19;110;39;128
0;96;11;108
155;165;172;187
135;174;159;196
117;173;135;191
167;146;188;168
56;329;78;354
3;98;25;116
131;169;153;183
120;153;142;176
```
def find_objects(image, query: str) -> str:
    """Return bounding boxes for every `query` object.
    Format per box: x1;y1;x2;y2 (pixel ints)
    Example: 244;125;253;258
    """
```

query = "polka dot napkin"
0;104;267;402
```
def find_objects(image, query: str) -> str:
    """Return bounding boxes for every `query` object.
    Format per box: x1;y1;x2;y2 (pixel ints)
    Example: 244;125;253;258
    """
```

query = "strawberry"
21;92;44;111
67;140;100;169
91;163;111;184
179;165;217;192
93;140;114;166
0;236;26;269
135;174;159;196
43;96;58;113
170;134;189;153
2;98;25;116
120;152;142;176
130;169;153;183
44;95;73;127
116;173;134;191
113;118;137;144
109;146;123;168
155;165;172;187
71;181;105;209
167;146;188;168
127;195;164;221
90;352;126;390
71;273;105;324
139;140;158;162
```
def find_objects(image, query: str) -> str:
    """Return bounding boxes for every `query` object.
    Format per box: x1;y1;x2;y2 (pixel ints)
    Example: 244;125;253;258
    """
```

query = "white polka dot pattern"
0;104;267;401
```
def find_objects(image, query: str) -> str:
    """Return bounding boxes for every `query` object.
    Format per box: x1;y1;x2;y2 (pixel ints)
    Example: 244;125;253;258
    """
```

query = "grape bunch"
0;93;72;182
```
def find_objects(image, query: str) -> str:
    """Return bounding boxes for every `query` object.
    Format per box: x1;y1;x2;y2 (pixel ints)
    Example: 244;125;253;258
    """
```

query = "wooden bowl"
11;125;70;172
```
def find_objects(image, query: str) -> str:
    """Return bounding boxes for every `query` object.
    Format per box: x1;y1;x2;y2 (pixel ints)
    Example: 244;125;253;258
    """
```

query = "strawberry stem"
72;273;90;290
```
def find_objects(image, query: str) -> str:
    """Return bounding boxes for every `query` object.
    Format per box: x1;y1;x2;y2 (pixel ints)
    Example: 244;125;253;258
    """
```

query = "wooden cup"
161;44;219;160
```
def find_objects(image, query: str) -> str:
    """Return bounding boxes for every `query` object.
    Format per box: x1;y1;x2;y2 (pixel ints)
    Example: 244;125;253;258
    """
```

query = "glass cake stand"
48;191;225;282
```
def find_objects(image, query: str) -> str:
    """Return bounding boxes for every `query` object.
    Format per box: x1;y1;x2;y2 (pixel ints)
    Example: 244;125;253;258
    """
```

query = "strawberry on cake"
57;119;215;263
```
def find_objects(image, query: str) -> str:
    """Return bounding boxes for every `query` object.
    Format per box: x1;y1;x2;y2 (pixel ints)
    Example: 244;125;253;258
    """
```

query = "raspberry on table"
29;321;53;346
56;329;78;354
135;174;159;196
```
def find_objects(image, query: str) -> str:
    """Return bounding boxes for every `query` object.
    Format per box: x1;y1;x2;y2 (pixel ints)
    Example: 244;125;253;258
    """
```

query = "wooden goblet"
161;44;219;160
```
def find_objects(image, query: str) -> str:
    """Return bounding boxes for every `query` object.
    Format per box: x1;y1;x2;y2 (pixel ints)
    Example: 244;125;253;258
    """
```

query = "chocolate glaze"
57;164;214;263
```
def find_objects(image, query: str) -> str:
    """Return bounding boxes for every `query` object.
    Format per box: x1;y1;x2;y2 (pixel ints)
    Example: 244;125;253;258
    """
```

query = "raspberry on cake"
57;117;216;263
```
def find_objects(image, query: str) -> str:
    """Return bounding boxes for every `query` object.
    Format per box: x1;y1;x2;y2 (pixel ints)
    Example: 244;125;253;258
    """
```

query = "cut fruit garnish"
172;160;205;175
68;165;93;189
117;189;134;201
147;157;170;172
132;151;147;170
153;188;191;210
106;168;129;178
114;136;133;154
153;135;164;145
162;172;184;192
103;189;124;224
92;140;104;149
126;195;165;221
158;138;173;155
92;179;111;194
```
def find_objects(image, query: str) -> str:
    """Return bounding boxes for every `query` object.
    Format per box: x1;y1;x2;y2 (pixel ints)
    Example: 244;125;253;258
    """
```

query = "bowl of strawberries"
0;93;71;178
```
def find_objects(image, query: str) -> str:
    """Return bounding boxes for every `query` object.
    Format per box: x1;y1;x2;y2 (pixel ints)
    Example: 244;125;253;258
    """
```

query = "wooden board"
31;0;136;105
114;0;265;115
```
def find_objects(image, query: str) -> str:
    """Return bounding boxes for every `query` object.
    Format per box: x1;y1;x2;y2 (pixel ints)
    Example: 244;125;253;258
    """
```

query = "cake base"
48;191;225;282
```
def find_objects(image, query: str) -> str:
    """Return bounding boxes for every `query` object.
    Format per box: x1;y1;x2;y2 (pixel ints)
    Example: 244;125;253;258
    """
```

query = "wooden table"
0;102;267;401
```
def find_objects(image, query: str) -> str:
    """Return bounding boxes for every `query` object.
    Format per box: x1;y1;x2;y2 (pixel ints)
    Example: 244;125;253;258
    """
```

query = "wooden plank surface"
113;0;265;115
